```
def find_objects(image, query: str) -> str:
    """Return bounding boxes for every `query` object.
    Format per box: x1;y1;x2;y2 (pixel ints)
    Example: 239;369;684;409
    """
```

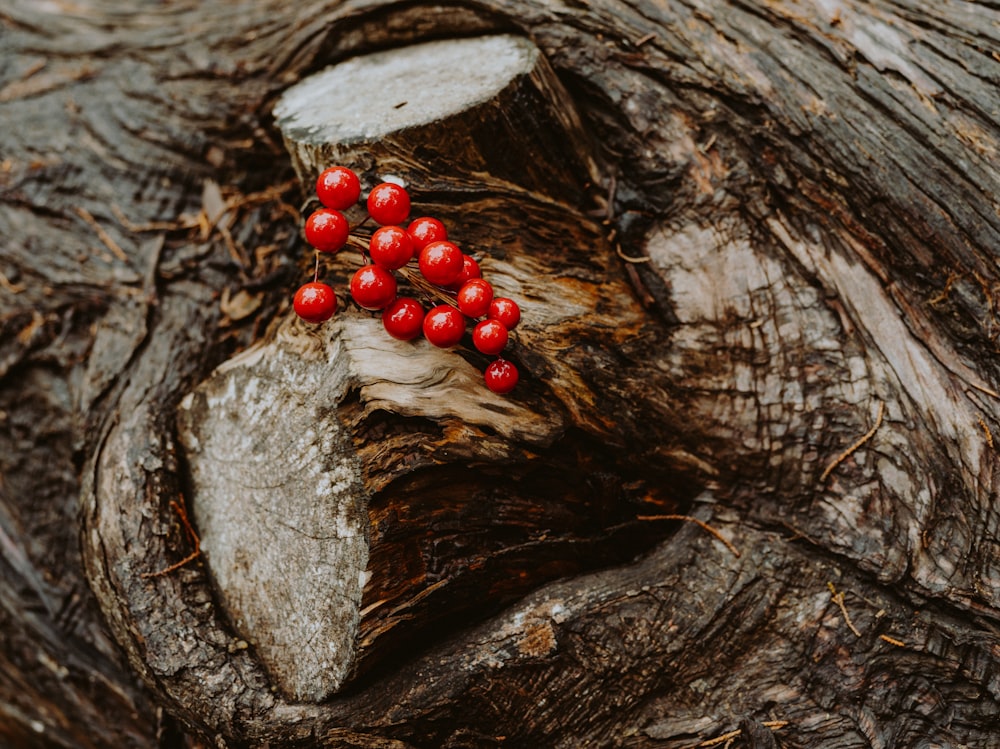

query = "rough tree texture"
174;34;604;702
1;1;998;748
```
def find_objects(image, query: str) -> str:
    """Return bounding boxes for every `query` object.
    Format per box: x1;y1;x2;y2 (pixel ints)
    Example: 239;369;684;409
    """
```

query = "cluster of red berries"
292;166;521;394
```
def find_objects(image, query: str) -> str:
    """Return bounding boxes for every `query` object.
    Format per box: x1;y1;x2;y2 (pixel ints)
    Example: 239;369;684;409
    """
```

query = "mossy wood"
2;1;999;747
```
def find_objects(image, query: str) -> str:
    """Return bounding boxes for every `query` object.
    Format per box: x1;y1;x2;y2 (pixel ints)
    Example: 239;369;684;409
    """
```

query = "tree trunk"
2;0;999;747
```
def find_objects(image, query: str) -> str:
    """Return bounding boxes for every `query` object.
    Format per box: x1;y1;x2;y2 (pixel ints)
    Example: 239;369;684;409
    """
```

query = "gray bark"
1;0;999;747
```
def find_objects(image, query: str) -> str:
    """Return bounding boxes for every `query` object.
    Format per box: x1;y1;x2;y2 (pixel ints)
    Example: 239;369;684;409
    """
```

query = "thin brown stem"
350;214;372;232
636;514;740;557
141;498;201;579
820;400;885;482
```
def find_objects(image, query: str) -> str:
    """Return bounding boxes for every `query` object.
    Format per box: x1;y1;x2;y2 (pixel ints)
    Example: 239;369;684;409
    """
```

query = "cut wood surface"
182;32;677;701
1;0;999;747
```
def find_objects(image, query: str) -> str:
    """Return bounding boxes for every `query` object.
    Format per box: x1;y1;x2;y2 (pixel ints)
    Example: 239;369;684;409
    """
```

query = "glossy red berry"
456;278;494;318
447;254;481;290
367;183;411;225
293;282;337;323
484;358;519;394
382;297;425;340
422;305;466;348
472;319;508;355
488;297;521;330
407;216;447;250
350;265;397;310
369;226;414;270
418;240;464;287
316;166;361;210
304;208;349;253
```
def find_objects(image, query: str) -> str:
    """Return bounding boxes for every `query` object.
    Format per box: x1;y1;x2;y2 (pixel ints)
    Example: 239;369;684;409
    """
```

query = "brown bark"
2;0;999;747
178;33;683;702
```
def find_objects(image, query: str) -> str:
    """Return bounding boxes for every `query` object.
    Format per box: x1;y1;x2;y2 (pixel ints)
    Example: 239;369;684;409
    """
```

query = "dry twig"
75;206;130;263
141;498;201;579
111;203;200;233
616;243;651;263
978;415;994;449
820;400;884;482
696;720;789;747
0;270;26;294
637;514;740;557
827;581;862;637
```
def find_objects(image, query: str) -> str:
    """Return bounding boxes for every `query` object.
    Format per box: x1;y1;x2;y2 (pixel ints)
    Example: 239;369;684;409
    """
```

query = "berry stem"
312;250;320;283
350;215;372;232
398;266;460;308
345;235;371;264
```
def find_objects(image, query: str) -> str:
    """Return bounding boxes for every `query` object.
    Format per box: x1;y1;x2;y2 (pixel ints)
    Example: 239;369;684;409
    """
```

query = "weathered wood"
274;33;600;207
179;33;678;701
1;0;999;746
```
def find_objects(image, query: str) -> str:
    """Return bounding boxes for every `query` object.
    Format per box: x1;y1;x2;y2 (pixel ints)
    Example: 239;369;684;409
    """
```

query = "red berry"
484;358;519;394
382;297;425;340
422;305;466;348
304;208;349;253
472;319;508;355
367;183;410;225
350;265;397;310
488;297;521;330
293;282;337;323
369;226;414;270
407;216;447;250
316;166;361;210
456;279;494;318
418;240;464;287
447;254;482;290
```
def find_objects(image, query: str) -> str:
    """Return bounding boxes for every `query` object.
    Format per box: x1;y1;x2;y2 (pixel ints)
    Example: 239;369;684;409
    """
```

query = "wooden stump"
177;33;686;702
273;33;600;207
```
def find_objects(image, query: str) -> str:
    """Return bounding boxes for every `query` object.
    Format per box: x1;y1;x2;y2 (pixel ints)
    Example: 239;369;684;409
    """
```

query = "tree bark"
2;0;1000;747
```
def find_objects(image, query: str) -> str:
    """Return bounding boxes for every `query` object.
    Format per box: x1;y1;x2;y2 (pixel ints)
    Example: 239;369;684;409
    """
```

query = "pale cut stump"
177;33;684;702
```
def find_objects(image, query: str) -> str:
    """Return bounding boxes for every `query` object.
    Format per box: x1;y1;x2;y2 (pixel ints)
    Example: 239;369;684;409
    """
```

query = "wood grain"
181;33;680;700
0;0;998;746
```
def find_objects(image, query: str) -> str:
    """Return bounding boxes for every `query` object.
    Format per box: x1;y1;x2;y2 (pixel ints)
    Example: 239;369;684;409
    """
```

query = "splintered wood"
181;33;594;702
